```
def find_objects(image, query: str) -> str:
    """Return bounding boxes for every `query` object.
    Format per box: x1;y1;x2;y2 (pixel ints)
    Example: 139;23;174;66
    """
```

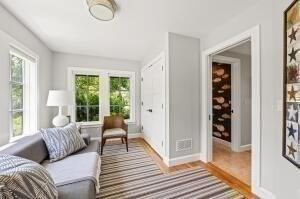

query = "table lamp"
47;90;74;127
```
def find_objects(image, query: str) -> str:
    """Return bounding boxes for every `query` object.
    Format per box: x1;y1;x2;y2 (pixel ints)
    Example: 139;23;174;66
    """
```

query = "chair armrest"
81;133;91;145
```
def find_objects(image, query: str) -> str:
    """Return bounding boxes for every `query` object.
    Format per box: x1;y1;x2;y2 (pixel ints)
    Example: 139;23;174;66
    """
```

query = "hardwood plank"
212;141;251;185
130;138;258;199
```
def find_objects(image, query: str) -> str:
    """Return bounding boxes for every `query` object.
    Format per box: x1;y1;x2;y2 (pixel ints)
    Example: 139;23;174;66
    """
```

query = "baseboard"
141;134;201;167
213;137;251;152
213;137;231;147
253;186;276;199
91;133;142;141
239;144;251;152
128;133;143;139
199;153;208;163
163;153;201;167
91;137;101;141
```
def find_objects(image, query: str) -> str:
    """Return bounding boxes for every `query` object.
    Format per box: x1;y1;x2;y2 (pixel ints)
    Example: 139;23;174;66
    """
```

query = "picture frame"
283;0;300;168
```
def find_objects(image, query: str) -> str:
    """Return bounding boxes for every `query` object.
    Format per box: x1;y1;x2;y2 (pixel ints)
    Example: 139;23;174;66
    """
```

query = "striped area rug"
97;140;245;199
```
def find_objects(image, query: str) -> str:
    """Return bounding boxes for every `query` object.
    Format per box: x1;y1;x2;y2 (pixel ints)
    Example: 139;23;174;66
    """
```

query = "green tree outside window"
75;75;100;122
110;76;130;119
10;54;24;137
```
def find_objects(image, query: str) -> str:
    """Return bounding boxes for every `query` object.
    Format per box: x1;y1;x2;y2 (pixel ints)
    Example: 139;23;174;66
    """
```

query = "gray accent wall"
51;52;141;137
0;5;53;146
167;33;201;159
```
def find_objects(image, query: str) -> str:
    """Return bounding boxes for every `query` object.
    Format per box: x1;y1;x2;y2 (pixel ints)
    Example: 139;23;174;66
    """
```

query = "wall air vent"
176;139;192;152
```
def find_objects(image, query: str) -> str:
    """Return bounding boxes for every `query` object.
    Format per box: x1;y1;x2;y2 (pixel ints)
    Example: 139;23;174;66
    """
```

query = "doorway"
211;42;252;185
201;25;264;197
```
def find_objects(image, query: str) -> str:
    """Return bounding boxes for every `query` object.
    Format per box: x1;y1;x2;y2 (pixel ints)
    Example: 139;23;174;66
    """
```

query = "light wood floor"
212;141;251;186
133;138;257;199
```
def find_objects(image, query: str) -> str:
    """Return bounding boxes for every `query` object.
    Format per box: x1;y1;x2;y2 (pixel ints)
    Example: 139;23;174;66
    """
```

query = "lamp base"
52;115;69;127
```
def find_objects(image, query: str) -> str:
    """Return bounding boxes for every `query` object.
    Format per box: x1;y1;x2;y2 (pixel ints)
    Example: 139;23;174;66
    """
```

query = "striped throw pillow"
40;123;87;162
0;154;58;199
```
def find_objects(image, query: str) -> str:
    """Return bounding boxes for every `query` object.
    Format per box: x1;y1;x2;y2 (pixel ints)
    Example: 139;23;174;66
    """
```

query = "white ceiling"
0;0;259;61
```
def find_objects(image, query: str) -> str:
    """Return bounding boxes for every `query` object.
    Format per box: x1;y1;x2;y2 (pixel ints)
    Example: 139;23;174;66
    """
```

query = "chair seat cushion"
103;128;126;138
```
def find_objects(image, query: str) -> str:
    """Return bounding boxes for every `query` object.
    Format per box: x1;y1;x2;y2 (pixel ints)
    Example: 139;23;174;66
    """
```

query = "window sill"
77;120;136;129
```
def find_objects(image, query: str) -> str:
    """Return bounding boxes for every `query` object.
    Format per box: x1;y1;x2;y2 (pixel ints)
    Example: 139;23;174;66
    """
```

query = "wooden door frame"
212;55;242;152
200;25;273;198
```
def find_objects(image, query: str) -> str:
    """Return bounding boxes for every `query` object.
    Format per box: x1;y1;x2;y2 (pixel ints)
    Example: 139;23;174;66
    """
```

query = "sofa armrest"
81;134;91;145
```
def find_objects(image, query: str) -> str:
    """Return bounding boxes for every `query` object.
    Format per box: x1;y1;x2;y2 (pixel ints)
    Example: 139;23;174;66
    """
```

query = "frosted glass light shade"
47;90;73;107
87;0;116;21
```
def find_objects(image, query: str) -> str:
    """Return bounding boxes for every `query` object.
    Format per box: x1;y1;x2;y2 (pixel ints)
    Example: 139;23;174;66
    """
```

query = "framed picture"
283;0;300;168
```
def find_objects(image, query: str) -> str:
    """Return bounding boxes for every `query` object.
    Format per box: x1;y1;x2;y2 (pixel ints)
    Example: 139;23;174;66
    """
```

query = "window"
10;54;24;137
69;68;135;124
110;77;130;119
75;75;100;122
9;47;38;138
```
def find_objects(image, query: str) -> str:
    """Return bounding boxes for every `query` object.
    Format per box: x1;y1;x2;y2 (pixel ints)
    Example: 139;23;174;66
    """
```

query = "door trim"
212;55;241;152
200;25;273;198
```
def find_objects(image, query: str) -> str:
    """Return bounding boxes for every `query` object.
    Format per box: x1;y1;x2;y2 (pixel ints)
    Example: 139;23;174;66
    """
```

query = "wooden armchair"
101;115;128;155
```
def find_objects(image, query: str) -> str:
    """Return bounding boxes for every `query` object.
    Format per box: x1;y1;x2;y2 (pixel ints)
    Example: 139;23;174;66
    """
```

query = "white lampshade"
47;90;74;107
87;0;116;21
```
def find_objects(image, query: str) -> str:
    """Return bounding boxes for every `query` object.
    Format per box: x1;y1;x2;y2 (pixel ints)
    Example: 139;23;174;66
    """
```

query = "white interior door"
141;58;165;157
141;66;153;145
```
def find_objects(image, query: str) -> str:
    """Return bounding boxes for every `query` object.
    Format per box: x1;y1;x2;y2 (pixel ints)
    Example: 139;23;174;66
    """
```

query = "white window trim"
9;45;38;141
67;67;136;125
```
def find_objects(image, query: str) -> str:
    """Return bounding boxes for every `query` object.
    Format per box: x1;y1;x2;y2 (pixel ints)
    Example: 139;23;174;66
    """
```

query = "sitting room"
0;0;299;199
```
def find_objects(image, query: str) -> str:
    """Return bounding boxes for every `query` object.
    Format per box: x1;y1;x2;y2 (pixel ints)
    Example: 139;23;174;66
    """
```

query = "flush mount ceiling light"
86;0;117;21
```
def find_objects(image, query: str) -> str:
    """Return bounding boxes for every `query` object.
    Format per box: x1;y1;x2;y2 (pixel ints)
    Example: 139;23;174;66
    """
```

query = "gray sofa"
0;133;100;199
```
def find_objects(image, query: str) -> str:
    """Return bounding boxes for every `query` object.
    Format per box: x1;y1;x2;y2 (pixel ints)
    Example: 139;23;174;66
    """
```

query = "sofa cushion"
42;152;101;194
57;180;95;199
74;140;99;155
0;133;48;163
103;128;126;138
0;154;58;199
40;123;87;162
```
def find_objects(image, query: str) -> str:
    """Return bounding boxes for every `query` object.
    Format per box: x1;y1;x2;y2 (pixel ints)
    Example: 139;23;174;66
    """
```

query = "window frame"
109;76;131;120
74;74;100;123
68;67;135;126
9;46;38;140
9;53;24;138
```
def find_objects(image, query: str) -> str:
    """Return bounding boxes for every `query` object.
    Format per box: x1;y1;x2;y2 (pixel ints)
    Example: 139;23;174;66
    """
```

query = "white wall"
167;33;201;159
0;5;53;146
52;52;141;137
273;1;300;198
202;0;300;198
218;51;252;146
2;1;299;197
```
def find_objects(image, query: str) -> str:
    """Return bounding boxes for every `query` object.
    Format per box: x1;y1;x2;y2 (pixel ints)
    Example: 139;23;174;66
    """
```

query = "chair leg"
101;138;106;155
125;137;128;152
121;138;124;143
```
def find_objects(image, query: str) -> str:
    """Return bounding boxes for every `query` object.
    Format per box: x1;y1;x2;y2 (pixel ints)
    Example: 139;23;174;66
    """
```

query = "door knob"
147;109;153;113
